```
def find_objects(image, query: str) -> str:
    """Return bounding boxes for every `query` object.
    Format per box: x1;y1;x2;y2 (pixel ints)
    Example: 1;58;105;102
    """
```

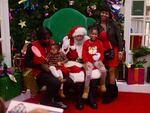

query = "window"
0;0;12;66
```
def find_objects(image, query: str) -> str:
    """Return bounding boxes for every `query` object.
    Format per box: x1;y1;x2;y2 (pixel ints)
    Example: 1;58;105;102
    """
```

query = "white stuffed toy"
92;53;101;61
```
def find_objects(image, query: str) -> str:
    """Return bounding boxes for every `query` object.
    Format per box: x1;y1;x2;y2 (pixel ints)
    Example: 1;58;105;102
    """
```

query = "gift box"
7;67;14;74
0;72;22;100
126;67;145;84
147;67;150;83
13;54;25;72
23;68;39;96
0;66;14;76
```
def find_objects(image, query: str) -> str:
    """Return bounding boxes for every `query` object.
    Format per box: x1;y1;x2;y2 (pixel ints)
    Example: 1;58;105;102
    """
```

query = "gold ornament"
52;4;58;12
18;0;27;4
69;0;75;6
18;20;26;28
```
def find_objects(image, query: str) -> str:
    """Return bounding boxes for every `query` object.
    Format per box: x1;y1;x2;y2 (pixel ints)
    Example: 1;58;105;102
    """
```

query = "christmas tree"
9;0;124;53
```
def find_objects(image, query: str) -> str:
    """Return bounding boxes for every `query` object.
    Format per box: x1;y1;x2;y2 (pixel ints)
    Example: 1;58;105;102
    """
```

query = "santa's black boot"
75;83;84;110
87;85;98;109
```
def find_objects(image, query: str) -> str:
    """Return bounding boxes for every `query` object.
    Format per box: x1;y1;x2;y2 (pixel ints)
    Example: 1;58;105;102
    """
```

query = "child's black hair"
51;42;61;50
88;23;100;34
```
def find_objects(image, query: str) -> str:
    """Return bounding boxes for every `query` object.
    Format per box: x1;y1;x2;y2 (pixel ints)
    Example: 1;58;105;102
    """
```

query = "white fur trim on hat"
91;69;101;79
69;71;85;83
72;27;87;37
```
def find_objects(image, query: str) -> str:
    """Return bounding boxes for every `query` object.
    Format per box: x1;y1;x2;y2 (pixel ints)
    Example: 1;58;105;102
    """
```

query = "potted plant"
132;47;150;61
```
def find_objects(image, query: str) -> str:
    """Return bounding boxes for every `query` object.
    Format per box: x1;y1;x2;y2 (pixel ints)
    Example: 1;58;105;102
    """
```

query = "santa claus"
62;26;101;83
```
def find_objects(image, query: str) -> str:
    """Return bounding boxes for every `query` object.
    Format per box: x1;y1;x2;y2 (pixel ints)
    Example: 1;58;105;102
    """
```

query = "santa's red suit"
62;26;101;83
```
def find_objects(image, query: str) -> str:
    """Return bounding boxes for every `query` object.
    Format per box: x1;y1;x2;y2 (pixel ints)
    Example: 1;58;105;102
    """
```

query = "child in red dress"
82;25;107;99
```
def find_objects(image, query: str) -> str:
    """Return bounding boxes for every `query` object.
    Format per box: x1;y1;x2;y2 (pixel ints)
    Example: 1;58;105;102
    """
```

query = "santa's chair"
43;8;95;43
43;8;101;82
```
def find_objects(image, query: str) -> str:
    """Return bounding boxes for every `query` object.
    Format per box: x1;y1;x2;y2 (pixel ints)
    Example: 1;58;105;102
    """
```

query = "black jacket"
98;20;123;52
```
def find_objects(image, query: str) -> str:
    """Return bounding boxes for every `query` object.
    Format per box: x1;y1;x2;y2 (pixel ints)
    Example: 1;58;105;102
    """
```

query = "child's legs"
57;69;63;78
57;69;63;90
85;62;94;87
94;61;107;85
49;66;60;78
82;62;94;99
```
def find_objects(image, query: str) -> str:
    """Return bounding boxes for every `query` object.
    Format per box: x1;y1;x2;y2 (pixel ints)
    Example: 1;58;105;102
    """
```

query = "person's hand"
57;62;63;66
84;62;93;70
41;64;50;72
62;36;70;50
92;53;101;61
94;60;104;68
28;108;50;113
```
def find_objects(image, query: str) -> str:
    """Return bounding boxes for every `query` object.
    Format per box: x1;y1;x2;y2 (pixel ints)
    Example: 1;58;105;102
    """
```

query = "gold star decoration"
44;5;49;10
18;20;26;28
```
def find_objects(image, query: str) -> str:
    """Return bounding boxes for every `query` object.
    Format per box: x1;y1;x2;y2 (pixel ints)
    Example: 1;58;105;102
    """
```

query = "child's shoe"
82;87;89;99
59;90;66;98
100;84;106;92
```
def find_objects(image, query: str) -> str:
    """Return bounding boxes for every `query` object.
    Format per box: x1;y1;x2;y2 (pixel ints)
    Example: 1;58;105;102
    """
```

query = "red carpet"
25;92;150;113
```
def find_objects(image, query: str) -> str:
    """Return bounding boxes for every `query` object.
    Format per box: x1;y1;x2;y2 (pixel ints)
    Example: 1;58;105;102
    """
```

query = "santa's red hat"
62;26;89;54
68;26;87;38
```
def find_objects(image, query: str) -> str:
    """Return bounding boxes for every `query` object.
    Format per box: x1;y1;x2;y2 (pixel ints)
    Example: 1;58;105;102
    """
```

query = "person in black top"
25;27;68;109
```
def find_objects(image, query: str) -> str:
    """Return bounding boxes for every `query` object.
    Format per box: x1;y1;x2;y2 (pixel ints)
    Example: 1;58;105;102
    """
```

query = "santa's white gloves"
92;53;101;61
62;36;70;50
62;36;76;54
62;36;70;54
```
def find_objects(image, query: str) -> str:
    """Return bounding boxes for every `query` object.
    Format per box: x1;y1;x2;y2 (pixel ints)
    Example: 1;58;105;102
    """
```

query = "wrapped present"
23;68;39;96
0;67;14;78
13;54;25;72
126;67;145;84
134;68;145;84
126;67;135;84
7;67;14;74
147;67;150;83
0;72;22;100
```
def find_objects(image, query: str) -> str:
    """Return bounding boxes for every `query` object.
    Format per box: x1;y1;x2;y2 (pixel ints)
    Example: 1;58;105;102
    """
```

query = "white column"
124;0;133;64
0;0;12;66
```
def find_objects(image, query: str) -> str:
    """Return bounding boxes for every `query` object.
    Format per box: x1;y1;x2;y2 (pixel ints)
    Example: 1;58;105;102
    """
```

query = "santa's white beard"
74;40;84;59
74;39;83;46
